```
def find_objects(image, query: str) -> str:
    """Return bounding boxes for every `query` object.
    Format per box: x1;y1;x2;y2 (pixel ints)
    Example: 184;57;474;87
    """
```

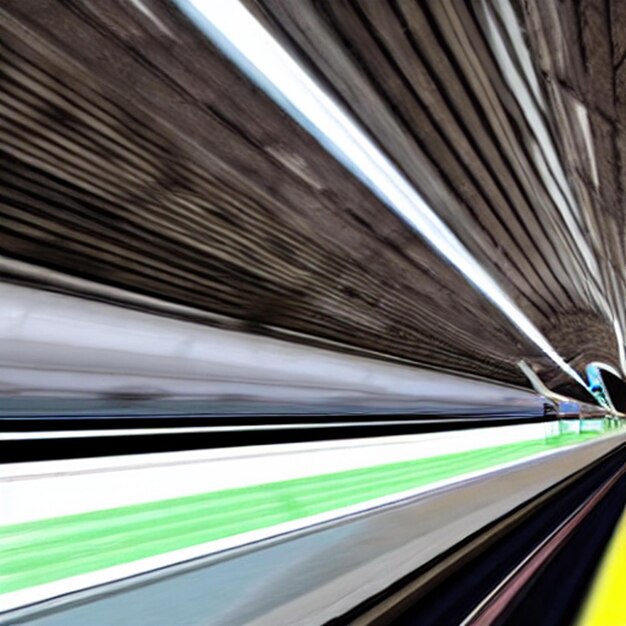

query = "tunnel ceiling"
1;0;625;391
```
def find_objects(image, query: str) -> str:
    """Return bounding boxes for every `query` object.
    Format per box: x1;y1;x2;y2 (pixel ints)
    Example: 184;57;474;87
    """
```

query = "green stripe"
0;432;600;593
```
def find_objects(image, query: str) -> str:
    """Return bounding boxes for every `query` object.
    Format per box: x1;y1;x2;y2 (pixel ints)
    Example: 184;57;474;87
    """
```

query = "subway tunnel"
1;1;626;624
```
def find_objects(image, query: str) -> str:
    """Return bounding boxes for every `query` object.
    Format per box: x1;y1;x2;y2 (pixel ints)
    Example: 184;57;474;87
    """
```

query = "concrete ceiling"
1;0;625;394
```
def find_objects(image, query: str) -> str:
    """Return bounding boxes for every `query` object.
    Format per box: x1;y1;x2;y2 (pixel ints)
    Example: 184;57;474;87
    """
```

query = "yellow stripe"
577;506;626;626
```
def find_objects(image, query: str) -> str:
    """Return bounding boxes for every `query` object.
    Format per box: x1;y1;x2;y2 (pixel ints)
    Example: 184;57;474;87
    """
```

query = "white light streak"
614;318;626;378
177;0;585;387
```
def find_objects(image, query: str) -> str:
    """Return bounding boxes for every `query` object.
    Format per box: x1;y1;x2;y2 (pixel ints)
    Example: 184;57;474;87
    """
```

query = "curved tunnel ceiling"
0;0;625;393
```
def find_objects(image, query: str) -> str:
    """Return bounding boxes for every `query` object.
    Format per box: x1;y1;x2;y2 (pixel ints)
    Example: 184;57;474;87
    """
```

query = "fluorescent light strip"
177;0;584;387
613;318;626;378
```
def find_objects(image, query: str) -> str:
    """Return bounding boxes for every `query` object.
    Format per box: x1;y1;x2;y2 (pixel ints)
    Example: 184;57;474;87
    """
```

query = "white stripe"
0;418;528;440
0;436;609;614
1;423;558;525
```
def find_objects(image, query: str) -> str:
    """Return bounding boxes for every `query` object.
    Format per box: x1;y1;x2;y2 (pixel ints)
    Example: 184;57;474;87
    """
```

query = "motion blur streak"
0;283;543;417
2;0;626;624
1;422;564;524
1;424;623;617
176;0;585;387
